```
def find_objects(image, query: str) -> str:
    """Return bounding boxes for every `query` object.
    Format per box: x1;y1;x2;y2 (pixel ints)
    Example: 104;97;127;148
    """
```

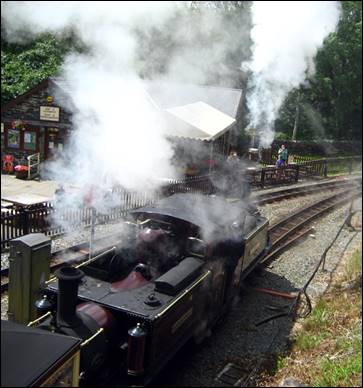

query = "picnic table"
1;194;52;208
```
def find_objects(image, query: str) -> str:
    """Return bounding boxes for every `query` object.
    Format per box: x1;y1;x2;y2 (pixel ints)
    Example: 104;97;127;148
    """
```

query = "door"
45;128;64;160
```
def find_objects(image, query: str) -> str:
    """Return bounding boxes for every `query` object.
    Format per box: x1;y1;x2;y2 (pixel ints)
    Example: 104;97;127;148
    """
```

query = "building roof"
2;77;242;142
164;101;235;141
145;80;243;119
50;77;242;142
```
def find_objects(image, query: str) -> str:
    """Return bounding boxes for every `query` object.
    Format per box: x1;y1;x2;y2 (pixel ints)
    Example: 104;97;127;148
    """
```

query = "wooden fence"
1;175;215;249
251;155;362;187
1;156;361;250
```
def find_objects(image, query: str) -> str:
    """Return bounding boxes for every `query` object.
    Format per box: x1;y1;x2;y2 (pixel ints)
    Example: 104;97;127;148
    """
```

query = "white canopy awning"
164;101;236;141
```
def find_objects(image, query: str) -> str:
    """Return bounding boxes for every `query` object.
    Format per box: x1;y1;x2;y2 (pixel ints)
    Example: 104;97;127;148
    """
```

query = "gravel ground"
1;185;362;386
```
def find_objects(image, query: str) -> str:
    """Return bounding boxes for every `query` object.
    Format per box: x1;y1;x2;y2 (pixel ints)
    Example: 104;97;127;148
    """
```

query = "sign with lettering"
40;106;60;122
1;123;4;133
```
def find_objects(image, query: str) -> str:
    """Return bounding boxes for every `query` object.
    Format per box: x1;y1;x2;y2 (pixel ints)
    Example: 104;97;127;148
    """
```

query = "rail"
260;187;362;267
253;177;362;205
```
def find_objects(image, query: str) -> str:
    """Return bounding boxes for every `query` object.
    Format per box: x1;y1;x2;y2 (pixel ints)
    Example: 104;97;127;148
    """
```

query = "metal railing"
248;156;362;187
27;153;40;179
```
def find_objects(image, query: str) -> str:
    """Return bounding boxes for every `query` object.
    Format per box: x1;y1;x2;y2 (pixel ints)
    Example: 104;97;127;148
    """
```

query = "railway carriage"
2;193;270;387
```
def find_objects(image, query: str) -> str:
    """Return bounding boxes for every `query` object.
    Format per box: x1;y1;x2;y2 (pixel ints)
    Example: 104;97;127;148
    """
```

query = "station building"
1;78;73;164
1;77;244;173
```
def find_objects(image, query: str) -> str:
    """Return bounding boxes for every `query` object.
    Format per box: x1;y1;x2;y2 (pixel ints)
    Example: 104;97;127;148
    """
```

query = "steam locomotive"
2;193;270;387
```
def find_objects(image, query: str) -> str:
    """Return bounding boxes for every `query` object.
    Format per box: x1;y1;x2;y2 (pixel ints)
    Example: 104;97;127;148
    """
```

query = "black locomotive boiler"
2;193;270;387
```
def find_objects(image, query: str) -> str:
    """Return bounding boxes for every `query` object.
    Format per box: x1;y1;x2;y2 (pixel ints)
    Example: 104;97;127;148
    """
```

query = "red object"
14;165;29;172
76;302;116;331
110;270;149;292
253;287;297;300
2;155;15;173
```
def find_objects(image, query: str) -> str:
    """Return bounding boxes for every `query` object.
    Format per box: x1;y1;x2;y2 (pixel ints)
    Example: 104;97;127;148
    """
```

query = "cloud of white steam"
1;1;256;240
242;1;341;147
2;1;178;199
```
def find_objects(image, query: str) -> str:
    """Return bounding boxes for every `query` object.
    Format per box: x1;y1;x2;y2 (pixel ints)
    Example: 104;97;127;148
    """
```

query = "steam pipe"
54;266;84;327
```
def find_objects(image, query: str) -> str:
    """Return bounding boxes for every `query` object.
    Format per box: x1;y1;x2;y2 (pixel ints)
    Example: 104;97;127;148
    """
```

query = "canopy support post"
208;142;214;175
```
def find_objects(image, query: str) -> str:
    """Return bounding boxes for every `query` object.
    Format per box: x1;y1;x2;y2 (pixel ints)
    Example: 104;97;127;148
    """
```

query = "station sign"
40;106;60;122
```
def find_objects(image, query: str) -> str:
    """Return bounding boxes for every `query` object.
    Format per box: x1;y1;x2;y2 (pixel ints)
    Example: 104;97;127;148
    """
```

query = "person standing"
226;151;241;196
278;144;288;165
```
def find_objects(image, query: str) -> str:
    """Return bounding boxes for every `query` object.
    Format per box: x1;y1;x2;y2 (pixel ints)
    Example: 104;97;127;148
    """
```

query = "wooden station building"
1;77;244;172
1;78;73;164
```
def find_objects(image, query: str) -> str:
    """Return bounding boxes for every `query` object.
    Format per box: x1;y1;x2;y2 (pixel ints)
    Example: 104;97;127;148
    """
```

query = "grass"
303;299;330;331
313;351;362;387
276;355;287;371
294;332;326;351
262;248;362;387
344;248;362;282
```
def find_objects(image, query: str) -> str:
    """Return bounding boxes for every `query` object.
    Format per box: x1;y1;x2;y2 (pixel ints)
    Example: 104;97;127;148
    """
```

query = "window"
7;129;20;148
5;126;39;152
24;131;37;151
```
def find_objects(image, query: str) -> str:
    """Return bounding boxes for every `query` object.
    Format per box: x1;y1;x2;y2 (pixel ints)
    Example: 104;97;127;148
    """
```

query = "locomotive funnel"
54;267;84;328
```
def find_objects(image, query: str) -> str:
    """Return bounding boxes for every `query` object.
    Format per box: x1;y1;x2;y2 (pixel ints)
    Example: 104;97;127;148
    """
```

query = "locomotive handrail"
44;246;117;285
75;246;116;269
27;311;52;327
81;328;104;348
155;270;211;319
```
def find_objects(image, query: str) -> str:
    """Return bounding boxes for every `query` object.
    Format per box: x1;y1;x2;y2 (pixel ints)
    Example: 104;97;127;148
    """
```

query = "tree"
311;1;362;140
275;1;362;141
1;32;83;105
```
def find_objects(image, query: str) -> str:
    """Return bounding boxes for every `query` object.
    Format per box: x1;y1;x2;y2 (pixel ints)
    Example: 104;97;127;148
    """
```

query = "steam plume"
242;1;341;147
2;1;178;199
1;1;254;236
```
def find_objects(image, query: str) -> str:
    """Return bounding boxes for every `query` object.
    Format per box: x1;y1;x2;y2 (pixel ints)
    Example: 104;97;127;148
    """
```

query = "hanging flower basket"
14;164;29;179
12;120;27;130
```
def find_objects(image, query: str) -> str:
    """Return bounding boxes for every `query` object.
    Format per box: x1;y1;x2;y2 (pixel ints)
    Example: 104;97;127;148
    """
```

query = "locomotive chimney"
54;267;84;327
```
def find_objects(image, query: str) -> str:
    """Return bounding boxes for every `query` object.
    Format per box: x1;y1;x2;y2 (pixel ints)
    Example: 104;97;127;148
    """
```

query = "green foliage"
313;351;362;387
1;33;81;105
294;333;326;351
276;355;287;371
1;1;361;144
276;1;362;141
303;299;330;331
274;131;290;141
344;248;362;282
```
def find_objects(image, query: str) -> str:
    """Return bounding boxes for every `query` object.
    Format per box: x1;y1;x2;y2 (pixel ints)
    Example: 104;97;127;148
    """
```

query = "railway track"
259;186;361;267
2;179;361;294
253;176;361;205
216;186;362;388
